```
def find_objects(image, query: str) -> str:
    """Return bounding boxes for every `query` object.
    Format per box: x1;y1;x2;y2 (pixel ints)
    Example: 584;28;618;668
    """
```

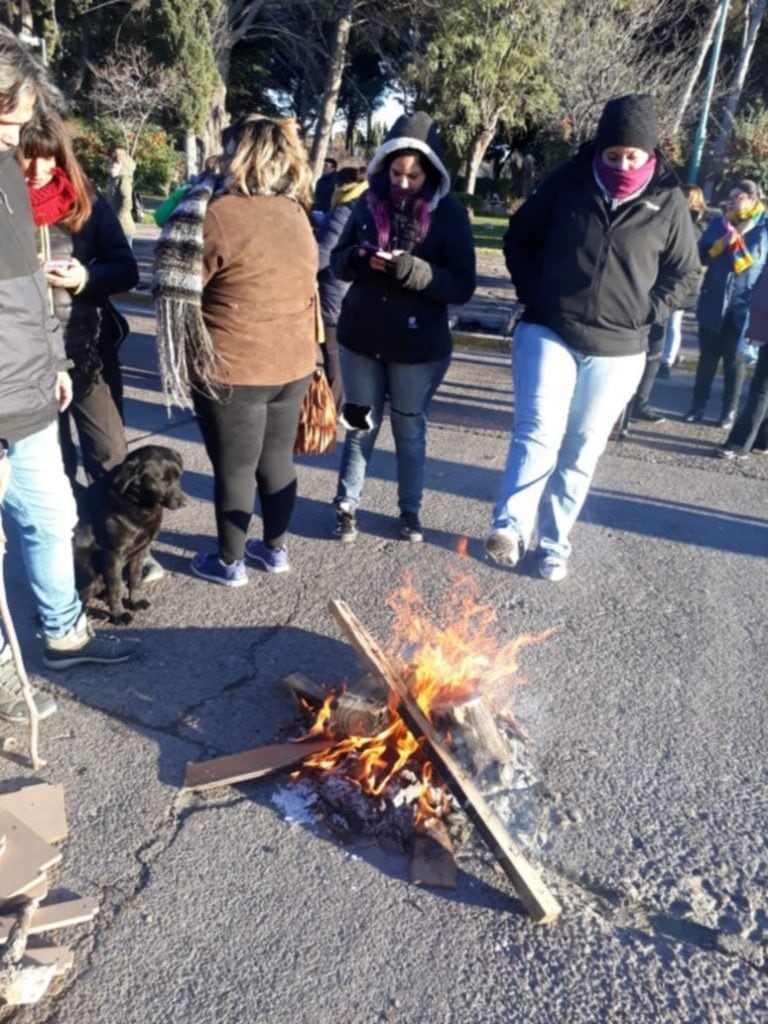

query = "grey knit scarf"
152;172;226;409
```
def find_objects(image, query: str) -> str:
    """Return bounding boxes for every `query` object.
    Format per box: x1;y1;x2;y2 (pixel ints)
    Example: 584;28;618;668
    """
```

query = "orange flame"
297;570;556;819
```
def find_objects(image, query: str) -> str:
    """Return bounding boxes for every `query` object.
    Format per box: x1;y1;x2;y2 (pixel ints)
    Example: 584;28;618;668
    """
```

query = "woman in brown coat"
153;115;317;586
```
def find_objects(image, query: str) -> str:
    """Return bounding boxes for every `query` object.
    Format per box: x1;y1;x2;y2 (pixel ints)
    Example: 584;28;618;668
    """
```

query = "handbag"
294;367;337;455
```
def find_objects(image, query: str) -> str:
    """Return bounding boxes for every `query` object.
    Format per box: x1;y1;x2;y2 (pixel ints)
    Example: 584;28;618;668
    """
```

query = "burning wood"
328;598;562;925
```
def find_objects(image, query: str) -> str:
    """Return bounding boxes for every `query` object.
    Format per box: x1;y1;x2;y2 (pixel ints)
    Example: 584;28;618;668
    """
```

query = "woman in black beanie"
485;93;700;582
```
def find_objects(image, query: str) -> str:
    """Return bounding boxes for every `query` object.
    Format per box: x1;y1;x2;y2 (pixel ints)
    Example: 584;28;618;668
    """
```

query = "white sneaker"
537;557;567;582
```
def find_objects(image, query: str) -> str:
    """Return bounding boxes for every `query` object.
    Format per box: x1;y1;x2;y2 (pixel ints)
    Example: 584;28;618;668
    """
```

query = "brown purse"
294;367;337;455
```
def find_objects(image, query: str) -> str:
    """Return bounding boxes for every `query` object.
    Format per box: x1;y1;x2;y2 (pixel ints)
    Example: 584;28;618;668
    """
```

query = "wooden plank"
0;812;60;905
410;821;457;889
329;599;562;925
182;738;334;792
0;784;67;843
0;898;99;944
281;672;389;738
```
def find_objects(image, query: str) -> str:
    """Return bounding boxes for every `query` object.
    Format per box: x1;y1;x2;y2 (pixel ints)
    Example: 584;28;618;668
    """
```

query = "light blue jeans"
335;348;450;514
1;420;82;637
492;322;645;563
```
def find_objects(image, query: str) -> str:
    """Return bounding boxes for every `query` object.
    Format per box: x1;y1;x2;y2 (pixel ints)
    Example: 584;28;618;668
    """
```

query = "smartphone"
44;260;71;273
359;242;393;261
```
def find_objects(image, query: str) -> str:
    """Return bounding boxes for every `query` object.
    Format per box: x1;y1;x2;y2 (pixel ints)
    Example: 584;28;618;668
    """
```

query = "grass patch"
472;213;507;255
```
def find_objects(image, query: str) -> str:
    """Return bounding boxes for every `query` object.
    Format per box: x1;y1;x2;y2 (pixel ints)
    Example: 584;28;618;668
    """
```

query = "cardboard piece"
0;898;99;943
0;784;67;843
0;812;61;905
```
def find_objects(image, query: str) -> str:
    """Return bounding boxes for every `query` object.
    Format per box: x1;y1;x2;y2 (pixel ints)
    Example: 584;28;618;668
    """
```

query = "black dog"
74;445;186;624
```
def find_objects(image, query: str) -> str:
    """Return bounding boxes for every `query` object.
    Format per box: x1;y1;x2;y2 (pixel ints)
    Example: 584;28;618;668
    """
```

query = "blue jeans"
662;309;683;367
335;348;450;514
1;421;82;637
492;322;645;562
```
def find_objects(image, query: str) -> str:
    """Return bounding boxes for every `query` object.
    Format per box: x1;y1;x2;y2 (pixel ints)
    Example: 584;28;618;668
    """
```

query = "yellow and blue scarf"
708;200;765;273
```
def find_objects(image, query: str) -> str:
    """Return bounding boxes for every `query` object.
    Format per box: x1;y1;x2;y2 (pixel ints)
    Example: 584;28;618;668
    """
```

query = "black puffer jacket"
0;149;66;447
503;145;701;357
331;111;476;364
46;195;137;396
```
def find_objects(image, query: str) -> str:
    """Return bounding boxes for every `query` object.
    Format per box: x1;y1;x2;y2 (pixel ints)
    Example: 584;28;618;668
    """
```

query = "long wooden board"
182;738;333;792
329;599;562;924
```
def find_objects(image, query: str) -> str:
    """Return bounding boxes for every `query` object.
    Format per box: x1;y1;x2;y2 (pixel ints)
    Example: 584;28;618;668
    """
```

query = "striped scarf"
708;203;765;274
152;172;225;409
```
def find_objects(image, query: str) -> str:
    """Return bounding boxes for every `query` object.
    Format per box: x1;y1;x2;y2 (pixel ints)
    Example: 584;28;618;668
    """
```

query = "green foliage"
148;0;219;131
727;104;768;189
71;118;183;194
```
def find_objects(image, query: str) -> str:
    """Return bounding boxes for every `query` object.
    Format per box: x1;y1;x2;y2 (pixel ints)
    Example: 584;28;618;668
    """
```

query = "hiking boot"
142;552;165;584
632;403;666;423
683;407;705;423
244;539;290;574
191;552;247;587
334;506;357;543
484;528;523;567
537;556;568;582
718;411;736;430
399;512;423;543
42;613;136;671
0;647;57;723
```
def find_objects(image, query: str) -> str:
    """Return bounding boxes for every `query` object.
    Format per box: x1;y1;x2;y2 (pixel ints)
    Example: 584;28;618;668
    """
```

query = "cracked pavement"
1;282;766;1023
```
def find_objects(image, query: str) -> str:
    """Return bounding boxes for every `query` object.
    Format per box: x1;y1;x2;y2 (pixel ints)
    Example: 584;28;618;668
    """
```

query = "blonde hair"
684;184;706;214
220;115;313;211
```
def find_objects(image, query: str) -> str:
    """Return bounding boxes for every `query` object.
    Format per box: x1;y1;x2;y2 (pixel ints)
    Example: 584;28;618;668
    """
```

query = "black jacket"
330;194;476;363
503;146;701;357
0;149;67;447
46;195;137;395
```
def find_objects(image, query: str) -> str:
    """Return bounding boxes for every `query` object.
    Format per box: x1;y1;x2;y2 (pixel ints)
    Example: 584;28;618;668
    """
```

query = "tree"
88;44;178;157
404;0;557;193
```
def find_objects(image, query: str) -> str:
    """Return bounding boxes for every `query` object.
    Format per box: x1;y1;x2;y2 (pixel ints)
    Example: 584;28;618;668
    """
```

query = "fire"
297;570;555;822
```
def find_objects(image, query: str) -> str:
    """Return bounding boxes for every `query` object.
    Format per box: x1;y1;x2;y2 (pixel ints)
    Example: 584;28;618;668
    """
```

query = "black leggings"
193;376;311;563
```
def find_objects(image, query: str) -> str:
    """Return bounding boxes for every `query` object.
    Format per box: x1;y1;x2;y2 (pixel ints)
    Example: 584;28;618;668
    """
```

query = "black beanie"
595;94;658;153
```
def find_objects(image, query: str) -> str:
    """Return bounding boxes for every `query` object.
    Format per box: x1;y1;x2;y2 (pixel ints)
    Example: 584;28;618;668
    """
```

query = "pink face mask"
595;153;657;200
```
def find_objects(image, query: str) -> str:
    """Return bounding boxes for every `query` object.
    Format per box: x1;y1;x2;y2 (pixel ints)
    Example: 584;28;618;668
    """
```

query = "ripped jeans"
334;348;450;515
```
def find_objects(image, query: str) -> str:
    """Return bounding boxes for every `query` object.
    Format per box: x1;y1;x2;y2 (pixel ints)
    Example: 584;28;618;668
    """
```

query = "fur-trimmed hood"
367;111;451;208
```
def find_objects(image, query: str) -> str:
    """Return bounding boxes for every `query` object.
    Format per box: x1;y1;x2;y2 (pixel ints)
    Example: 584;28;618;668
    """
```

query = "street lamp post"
687;0;730;186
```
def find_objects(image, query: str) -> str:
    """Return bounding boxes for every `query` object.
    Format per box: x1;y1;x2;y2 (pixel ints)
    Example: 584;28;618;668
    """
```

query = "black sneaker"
633;403;666;423
43;614;137;670
0;649;57;723
334;506;357;543
399;512;423;543
715;445;748;461
718;411;736;430
683;407;705;424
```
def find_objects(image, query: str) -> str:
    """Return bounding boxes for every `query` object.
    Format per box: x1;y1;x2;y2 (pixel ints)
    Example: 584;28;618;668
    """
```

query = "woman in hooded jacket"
329;111;476;544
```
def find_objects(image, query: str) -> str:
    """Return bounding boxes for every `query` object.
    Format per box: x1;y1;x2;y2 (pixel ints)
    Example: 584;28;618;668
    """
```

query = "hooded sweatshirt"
330;112;476;364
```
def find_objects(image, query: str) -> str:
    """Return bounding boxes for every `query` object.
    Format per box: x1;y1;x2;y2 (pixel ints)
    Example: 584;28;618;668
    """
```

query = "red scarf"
27;166;77;227
594;153;657;200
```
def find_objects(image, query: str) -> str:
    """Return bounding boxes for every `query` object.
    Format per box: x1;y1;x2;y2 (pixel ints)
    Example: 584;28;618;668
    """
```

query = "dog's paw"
130;598;150;611
112;610;133;626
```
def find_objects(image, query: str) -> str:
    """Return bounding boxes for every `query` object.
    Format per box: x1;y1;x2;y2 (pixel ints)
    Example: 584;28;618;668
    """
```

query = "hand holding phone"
359;242;393;261
44;259;72;273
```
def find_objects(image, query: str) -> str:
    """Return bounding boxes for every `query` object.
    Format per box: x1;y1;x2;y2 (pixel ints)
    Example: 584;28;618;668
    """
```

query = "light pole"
687;0;730;186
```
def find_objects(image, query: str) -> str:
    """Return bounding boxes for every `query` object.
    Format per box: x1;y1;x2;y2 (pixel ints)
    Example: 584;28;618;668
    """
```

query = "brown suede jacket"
201;193;318;386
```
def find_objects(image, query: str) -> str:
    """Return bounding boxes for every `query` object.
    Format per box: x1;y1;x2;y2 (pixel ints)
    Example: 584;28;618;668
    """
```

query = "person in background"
329;111;476;544
716;264;768;459
153;115;317;587
487;93;699;582
106;146;136;247
684;179;768;429
315;165;368;408
0;26;135;725
657;185;710;378
19;108;137;486
313;156;337;218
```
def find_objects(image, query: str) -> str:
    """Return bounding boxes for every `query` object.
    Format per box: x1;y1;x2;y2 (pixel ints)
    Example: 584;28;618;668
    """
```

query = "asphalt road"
1;296;766;1024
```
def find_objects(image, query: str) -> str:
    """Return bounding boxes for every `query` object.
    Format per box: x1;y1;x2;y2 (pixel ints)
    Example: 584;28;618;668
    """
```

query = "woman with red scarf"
486;94;700;582
19;109;137;484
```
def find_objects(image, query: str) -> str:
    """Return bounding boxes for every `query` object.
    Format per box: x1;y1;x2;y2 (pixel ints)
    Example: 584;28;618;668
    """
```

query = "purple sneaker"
191;552;247;587
244;539;290;574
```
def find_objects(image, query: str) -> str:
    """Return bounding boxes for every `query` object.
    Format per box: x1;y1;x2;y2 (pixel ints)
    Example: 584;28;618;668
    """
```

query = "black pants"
193;376;311;563
691;314;745;417
59;372;127;485
633;322;665;410
725;342;768;452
